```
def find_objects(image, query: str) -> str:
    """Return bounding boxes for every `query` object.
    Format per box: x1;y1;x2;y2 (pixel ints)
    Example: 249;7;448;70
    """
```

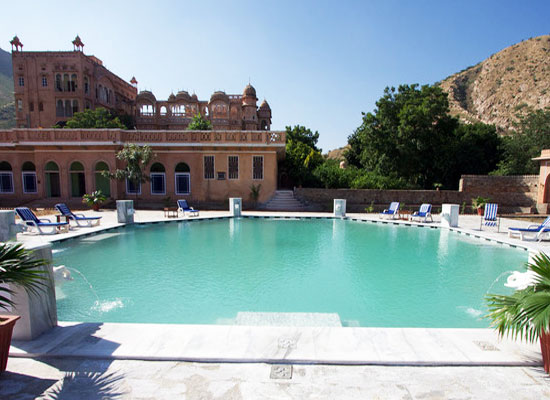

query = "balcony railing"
0;129;286;146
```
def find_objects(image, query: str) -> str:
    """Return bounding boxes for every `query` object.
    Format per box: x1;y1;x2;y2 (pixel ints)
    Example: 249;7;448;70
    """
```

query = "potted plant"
0;243;46;373
471;196;490;216
82;190;107;211
250;184;261;209
486;252;550;373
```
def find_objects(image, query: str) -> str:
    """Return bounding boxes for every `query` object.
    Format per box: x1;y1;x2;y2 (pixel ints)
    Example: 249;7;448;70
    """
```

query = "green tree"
445;123;502;185
313;159;359;189
493;108;550;175
286;125;321;151
346;84;503;189
61;108;126;129
187;113;212;130
280;125;323;187
103;144;155;198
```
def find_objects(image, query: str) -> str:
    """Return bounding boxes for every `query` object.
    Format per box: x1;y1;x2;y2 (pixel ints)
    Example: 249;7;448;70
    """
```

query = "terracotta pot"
92;204;100;211
0;315;20;373
477;207;483;216
541;330;550;374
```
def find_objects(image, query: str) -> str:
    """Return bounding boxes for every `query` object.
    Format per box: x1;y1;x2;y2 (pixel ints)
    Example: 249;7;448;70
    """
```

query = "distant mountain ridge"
0;47;15;128
439;35;550;132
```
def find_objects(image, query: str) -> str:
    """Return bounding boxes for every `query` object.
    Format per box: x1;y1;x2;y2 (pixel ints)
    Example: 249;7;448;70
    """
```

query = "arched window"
70;74;77;92
175;162;191;195
65;100;72;117
55;74;62;92
70;161;86;197
22;161;37;194
45;161;61;197
94;161;110;197
72;100;79;115
84;76;89;94
160;106;167;116
150;163;166;195
63;74;70;92
0;161;14;194
261;120;268;130
56;100;64;117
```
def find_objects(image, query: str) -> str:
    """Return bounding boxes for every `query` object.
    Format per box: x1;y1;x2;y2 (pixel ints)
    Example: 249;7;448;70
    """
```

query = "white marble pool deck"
10;209;550;368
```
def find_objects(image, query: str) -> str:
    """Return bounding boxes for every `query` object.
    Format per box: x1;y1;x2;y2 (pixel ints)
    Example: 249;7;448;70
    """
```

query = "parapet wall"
295;175;538;213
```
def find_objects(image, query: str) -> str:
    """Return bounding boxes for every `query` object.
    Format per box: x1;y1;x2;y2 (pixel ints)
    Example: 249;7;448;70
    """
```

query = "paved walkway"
6;209;550;398
2;358;550;399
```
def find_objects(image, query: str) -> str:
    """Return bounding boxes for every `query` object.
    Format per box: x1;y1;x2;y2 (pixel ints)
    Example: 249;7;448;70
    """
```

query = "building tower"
242;84;258;130
258;99;272;130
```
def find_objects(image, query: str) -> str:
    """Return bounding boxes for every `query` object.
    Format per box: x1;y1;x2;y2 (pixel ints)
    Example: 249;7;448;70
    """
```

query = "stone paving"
5;208;550;398
2;358;550;399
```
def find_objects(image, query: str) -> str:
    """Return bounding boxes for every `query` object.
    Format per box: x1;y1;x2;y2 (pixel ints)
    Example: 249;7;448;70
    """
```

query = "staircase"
260;190;307;211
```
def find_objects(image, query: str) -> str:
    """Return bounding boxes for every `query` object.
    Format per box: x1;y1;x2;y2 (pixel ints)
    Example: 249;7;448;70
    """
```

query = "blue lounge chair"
480;203;500;231
55;203;102;227
177;199;199;217
380;202;400;219
410;203;433;223
508;217;550;242
15;207;69;235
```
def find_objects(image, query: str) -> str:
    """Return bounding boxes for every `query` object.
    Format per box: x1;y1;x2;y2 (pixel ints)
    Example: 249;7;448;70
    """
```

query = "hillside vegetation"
0;47;14;128
439;35;550;132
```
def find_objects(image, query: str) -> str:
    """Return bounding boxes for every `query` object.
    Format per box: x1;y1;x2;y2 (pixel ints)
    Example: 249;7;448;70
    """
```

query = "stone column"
229;198;242;217
117;200;134;223
0;210;19;241
9;243;57;341
441;204;460;227
334;199;346;218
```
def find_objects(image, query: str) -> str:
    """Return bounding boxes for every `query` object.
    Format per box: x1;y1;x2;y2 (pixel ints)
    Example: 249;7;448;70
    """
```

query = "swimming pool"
52;218;527;327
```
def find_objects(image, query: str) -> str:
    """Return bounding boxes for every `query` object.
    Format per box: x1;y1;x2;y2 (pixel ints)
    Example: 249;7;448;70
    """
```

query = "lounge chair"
379;202;400;219
15;207;69;235
177;199;199;217
480;203;500;231
409;203;433;223
508;217;550;242
55;203;102;227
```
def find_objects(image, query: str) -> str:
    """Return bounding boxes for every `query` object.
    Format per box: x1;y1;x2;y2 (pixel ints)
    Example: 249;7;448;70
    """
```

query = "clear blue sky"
2;0;549;151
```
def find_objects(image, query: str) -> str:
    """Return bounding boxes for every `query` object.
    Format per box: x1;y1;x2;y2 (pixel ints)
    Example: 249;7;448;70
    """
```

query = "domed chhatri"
167;93;176;102
209;91;229;104
259;99;271;110
176;90;192;102
10;35;23;51
136;90;157;103
243;84;256;98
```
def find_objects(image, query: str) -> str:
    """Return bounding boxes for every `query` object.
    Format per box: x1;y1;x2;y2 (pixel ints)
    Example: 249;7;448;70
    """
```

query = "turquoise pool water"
52;218;527;327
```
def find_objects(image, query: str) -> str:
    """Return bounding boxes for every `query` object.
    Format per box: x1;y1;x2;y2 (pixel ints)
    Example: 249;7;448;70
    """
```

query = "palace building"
10;36;137;129
0;36;284;207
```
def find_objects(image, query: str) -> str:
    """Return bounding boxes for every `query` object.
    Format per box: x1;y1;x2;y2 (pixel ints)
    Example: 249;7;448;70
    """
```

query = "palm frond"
485;252;550;343
0;243;48;310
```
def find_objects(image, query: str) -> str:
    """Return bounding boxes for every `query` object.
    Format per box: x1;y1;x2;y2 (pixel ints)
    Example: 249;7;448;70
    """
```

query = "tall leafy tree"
61;108;126;129
345;84;503;189
493;108;550;175
103;144;155;197
286;125;321;151
187;113;212;130
280;125;323;187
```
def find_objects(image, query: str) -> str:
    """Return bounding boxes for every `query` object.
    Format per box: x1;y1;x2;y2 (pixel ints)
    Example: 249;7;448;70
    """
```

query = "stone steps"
260;190;307;211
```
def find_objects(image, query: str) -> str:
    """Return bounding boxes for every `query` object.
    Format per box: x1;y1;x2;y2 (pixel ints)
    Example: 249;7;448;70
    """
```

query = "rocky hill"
0;47;15;128
439;35;550;132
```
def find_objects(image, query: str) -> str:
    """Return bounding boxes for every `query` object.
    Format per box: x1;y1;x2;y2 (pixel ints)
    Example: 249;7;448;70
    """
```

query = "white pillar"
441;204;460;227
334;199;346;218
9;243;57;340
230;198;242;217
116;200;135;223
0;210;19;241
